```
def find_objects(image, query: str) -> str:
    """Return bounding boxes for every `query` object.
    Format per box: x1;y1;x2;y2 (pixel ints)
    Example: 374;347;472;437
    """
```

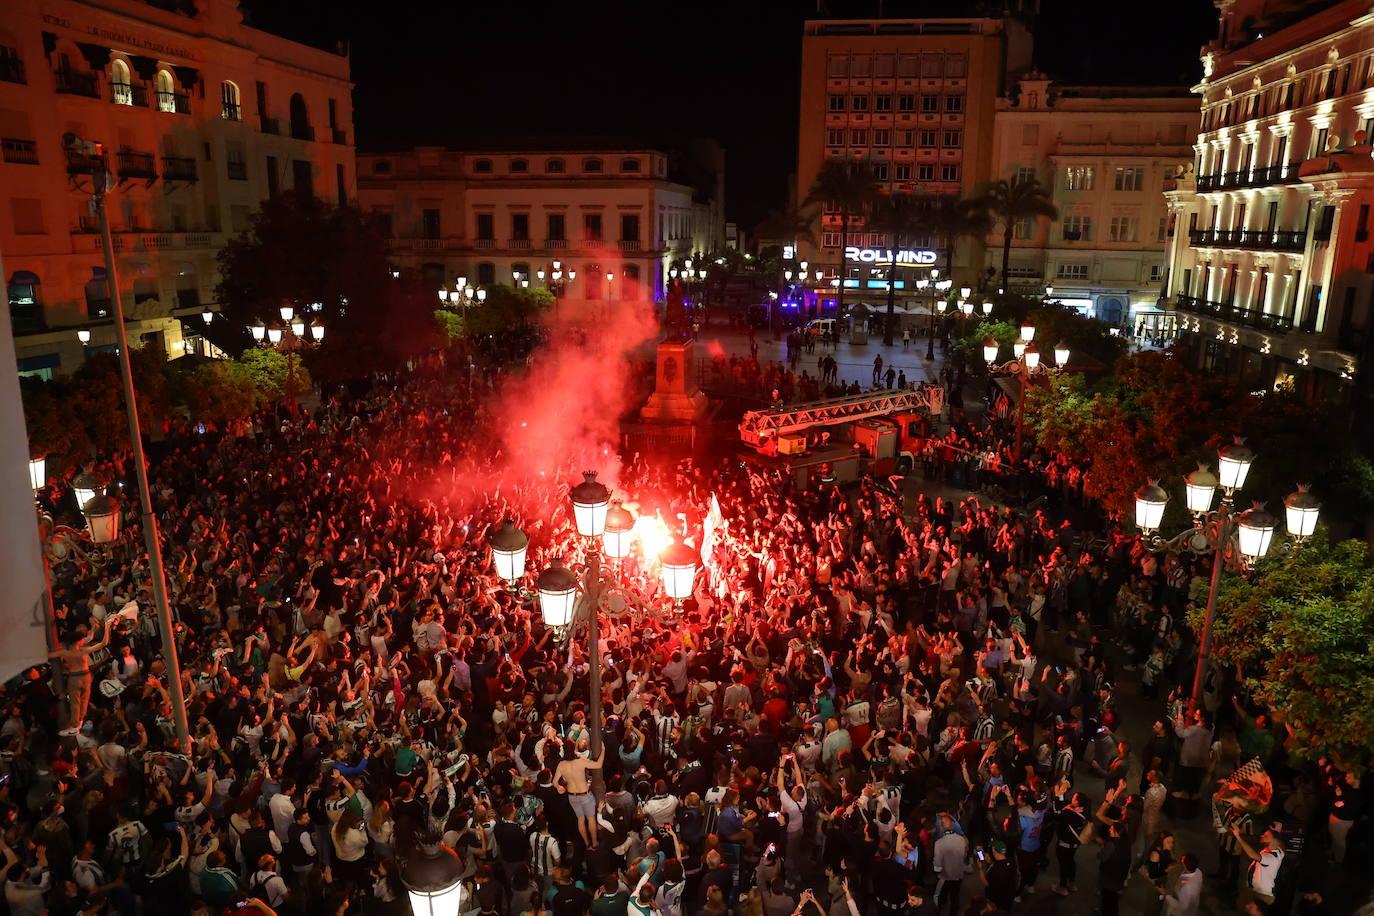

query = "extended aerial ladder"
739;387;933;448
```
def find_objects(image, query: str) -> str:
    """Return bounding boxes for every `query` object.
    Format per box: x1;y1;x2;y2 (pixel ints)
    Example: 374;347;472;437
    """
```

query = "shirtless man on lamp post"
48;617;112;732
555;743;605;847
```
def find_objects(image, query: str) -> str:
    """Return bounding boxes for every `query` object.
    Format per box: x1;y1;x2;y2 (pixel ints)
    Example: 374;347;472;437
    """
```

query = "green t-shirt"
396;745;418;775
591;890;630;916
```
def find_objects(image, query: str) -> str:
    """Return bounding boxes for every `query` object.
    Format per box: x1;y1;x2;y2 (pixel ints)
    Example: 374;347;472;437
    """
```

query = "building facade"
357;142;723;311
1;0;354;377
795;14;1034;297
990;76;1198;327
1161;0;1374;399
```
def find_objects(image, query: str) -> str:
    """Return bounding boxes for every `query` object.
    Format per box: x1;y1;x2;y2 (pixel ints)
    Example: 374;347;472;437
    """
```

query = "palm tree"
980;174;1059;290
870;192;932;346
753;205;817;252
804;159;879;318
924;194;993;358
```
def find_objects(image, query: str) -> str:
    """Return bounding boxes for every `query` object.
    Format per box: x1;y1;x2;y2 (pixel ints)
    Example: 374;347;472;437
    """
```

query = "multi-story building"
357;140;724;310
990;75;1198;327
1161;0;1374;399
795;14;1034;296
1;0;354;377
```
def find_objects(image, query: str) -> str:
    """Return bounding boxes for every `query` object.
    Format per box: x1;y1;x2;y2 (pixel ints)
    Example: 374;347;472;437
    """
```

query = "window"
371;207;391;238
511;213;530;240
897;94;915;112
822;231;841;248
940;164;960;182
156;69;177;112
1113;166;1144;191
546;158;565;173
1021;124;1039;145
1313;127;1329;157
584;213;602;240
10;198;43;234
292;159;313;197
917;164;935;181
511;158;528;173
620;157;640;172
1149;264;1165;282
897;129;915;146
1015;166;1036;184
827;128;846;146
873;163;889;180
583;158;603;172
874;95;892;112
473;158;493;173
336;164;346;205
850;129;868;145
850;95;869;112
1157;216;1167;242
1108;215;1138;242
1014;217;1033;240
1056;262;1089;280
918;130;937;147
372;159;392;174
1062;215;1092;240
111;59;133;105
620;213;639;242
220;80;241;120
942;130;961;147
421;208;441;240
894;163;912;180
227;145;247;180
547;213;565;241
921;95;939;112
475;213;494;241
944;95;963;112
266;155;279;196
828;94;846;112
1064;166;1094;190
477;262;495;286
873;129;891;146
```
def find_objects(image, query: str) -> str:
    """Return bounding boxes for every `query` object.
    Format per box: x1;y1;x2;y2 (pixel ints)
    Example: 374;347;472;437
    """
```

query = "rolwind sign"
844;246;938;265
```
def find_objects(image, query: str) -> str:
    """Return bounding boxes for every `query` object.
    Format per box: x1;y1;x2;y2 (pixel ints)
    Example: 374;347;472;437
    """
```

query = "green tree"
183;361;262;423
753;206;818;251
66;349;170;455
433;309;465;344
238;348;311;401
979;175;1059;288
464;285;554;337
870;192;932;345
1200;532;1374;772
924;194;993;290
19;376;92;479
804;159;879;316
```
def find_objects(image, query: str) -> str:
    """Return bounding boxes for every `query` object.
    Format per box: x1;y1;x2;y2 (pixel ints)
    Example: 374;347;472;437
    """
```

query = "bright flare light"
632;516;672;558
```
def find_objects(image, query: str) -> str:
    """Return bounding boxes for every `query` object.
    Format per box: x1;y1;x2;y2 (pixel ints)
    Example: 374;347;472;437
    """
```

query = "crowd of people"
6;352;1365;916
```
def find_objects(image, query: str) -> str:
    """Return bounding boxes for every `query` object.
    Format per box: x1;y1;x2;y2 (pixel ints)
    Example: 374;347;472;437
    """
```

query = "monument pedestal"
639;339;708;421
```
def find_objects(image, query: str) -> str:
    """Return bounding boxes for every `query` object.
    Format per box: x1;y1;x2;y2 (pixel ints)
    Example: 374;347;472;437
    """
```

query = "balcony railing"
1187;227;1306;252
65;149;100;174
117;150;157;179
260;116;280;135
619;239;641;251
331;128;347;144
163;156;197;182
1174;293;1294;333
55;69;100;98
475;238;495;249
156;90;190;113
546;239;567;249
221;102;241;121
227;160;247;180
2;138;38;165
0;57;26;85
290;123;314;141
507;238;531;249
1195;162;1304;192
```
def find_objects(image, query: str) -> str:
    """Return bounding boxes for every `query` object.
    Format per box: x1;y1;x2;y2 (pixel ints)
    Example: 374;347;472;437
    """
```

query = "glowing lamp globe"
251;323;267;342
81;494;120;544
279;305;294;322
937;299;948;314
267;326;283;344
659;541;699;602
73;470;103;508
1236;503;1277;562
1054;342;1070;367
1283;484;1320;539
535;559;579;629
1020;322;1036;342
568;471;611;538
1023;343;1040;370
602;501;635;561
28;456;45;493
310;323;325;341
959;300;973;316
202;309;214;324
1183;465;1219;515
1134;481;1169;533
402;835;465;916
1045;286;1055;297
784;270;793;281
982;337;1000;365
457;276;468;288
1013;340;1026;359
959;286;972;298
291;318;306;337
982;300;993;316
1217;438;1255;491
477;289;487;302
77;328;92;344
488;520;529;583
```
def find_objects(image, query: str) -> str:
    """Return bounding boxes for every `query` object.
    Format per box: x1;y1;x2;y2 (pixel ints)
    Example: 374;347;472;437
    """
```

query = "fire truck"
738;386;943;488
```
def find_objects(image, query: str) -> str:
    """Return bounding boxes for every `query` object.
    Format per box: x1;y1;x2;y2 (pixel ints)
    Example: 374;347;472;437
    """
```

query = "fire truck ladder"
739;388;928;440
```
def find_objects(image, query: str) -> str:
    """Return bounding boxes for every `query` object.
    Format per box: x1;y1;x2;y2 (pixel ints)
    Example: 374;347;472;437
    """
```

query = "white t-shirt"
1250;847;1283;895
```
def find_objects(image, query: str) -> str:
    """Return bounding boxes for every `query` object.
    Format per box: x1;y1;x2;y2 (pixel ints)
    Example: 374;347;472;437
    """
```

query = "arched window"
510;158;528;173
289;93;311;139
156;69;177;112
583;158;603;173
220;81;241;120
110;59;133;105
473;158;492;173
620;158;641;173
546;158;565;173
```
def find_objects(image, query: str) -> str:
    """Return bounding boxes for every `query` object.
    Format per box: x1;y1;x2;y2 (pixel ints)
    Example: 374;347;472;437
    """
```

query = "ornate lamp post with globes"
982;321;1071;462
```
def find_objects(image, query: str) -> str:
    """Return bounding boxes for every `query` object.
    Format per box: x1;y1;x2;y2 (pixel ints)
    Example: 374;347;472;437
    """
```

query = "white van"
804;318;837;337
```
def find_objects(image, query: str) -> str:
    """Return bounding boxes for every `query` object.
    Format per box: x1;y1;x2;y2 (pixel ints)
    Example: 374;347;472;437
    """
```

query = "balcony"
227;160;247;180
156;90;190;114
260;116;280;135
1187;227;1306;252
221;102;241;121
2;138;38;165
289;123;314;141
55;69;100;98
546;238;567;249
110;82;149;107
331;128;347;144
65;149;100;175
475;238;495;249
117;150;157;180
162;156;197;182
619;239;642;251
507;238;531;249
0;57;25;84
1195;162;1304;192
1174;293;1294;333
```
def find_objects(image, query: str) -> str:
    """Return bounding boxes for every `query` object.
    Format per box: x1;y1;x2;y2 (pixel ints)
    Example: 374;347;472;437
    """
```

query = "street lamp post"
251;304;324;404
65;133;189;746
983;323;1068;462
1133;439;1315;702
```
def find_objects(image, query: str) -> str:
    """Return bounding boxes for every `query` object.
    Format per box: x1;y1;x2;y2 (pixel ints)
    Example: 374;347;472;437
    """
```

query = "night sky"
245;0;1217;232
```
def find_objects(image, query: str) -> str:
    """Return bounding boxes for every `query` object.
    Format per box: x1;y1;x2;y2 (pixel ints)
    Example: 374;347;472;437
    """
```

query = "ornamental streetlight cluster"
983;322;1070;462
534;261;575;300
249;303;326;346
439;275;487;308
1132;438;1321;701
